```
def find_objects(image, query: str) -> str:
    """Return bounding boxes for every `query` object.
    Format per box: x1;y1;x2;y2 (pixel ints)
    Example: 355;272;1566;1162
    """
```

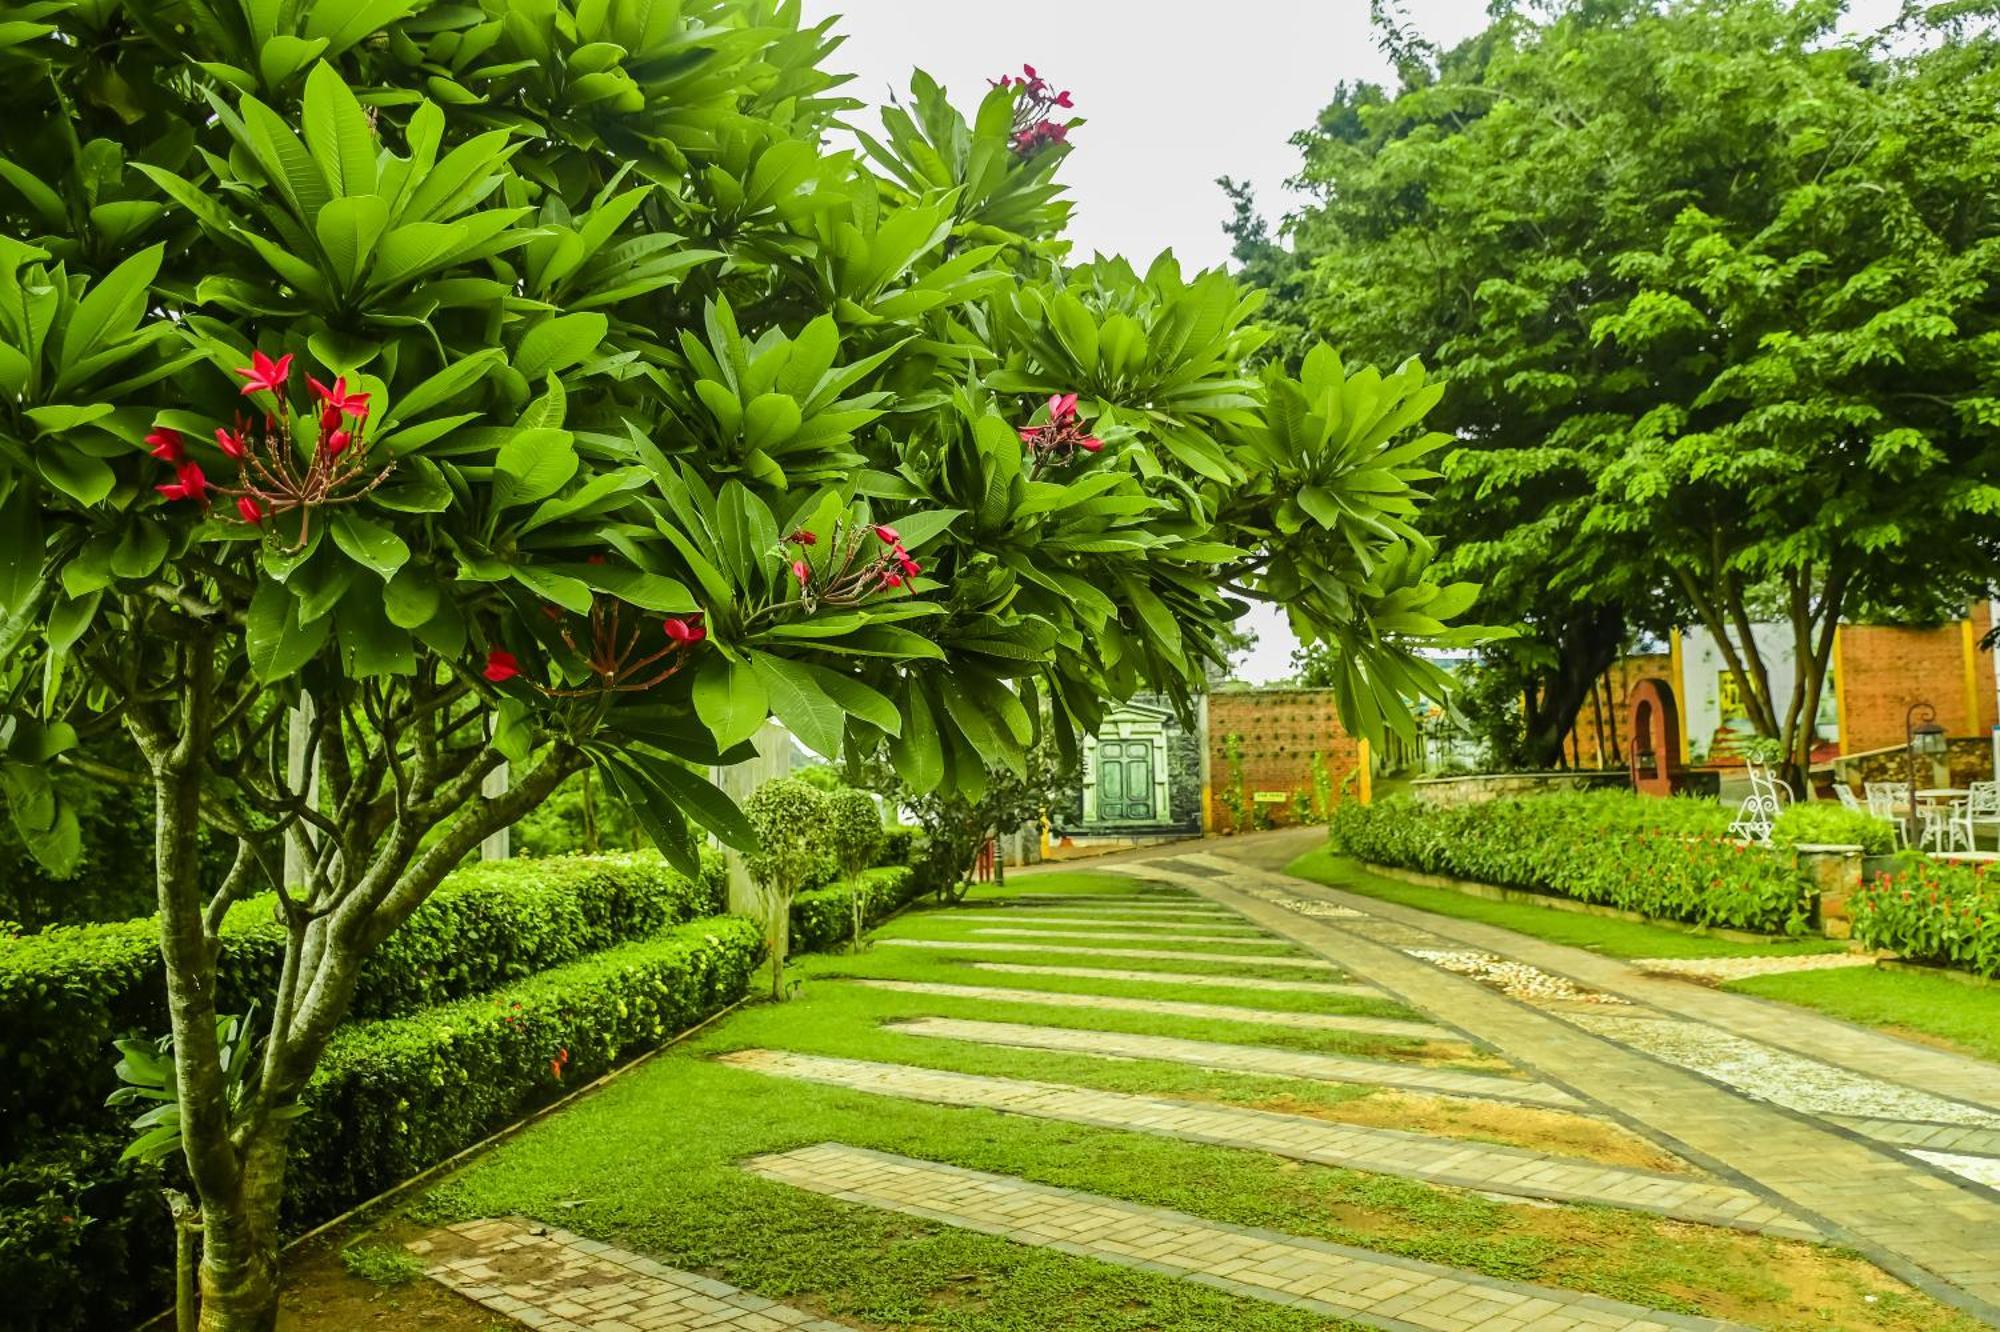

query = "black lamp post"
1905;701;1948;846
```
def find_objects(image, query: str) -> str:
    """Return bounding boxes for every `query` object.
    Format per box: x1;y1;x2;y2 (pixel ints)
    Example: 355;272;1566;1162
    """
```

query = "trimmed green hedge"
1852;859;2000;977
1330;792;1813;934
789;866;921;953
0;850;723;1147
291;915;760;1222
0;1129;171;1332
1770;803;1897;855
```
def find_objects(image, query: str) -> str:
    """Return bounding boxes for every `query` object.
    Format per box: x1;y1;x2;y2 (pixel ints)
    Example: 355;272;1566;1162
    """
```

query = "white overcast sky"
810;0;1906;681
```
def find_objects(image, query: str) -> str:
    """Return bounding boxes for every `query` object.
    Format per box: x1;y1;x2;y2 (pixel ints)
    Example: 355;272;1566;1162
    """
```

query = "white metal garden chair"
1865;782;1910;850
1916;790;1974;854
1966;781;2000;847
1727;761;1789;845
1834;784;1864;813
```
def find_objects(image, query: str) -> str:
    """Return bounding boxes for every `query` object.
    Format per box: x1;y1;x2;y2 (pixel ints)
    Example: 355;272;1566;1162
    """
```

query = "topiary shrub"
743;778;833;999
1770;802;1897;855
790;867;920;953
826;788;886;946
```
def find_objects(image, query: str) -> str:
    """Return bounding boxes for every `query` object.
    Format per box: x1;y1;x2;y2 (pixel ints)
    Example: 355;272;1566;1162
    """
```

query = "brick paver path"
847;978;1437;1038
876;938;1339;970
717;1049;1811;1236
940;913;1267;933
413;1217;853;1331
966;960;1382;996
1140;853;2000;1322
747;1144;1749;1332
879;1013;1580;1107
967;927;1300;948
978;900;1241;917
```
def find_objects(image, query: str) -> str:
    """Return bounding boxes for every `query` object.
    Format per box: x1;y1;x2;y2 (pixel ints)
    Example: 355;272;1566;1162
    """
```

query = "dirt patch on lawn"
277;1222;510;1332
1247;1090;1691;1173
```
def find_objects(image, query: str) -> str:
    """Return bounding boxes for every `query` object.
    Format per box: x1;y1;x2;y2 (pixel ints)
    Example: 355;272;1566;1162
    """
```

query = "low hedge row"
1851;859;2000;978
789;866;921;953
1329;792;1813;934
291;914;761;1221
0;849;724;1146
0;1128;172;1332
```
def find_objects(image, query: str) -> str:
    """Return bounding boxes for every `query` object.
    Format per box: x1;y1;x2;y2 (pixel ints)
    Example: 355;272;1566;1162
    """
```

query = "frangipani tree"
0;7;1485;1330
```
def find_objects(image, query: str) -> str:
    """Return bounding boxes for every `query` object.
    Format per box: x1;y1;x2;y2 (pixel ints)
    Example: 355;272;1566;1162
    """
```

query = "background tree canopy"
1254;0;2000;772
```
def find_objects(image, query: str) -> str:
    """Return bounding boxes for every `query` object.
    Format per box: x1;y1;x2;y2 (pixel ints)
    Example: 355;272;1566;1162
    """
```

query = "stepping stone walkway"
1163;854;2000;1320
940;913;1266;933
1632;953;1878;982
717;1050;1814;1237
848;978;1432;1038
747;1144;1749;1332
967;960;1382;996
877;938;1339;970
1830;1115;2000;1158
880;1013;1581;1108
968;927;1300;948
976;898;1240;916
413;1216;852;1331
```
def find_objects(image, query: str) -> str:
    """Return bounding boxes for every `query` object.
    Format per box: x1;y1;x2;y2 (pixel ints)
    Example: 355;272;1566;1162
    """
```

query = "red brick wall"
1571;653;1674;769
1837;605;1996;754
1206;688;1361;832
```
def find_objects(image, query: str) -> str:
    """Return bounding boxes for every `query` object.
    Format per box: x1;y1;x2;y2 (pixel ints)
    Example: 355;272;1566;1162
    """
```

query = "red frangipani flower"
323;429;352;458
482;648;520;683
146;427;184;463
233;350;293;397
792;558;811;585
995;68;1076;158
1018;390;1103;470
236;496;265;525
215;426;247;460
309;375;371;420
663;616;707;646
873;524;900;544
788;528;818;547
156;462;209;505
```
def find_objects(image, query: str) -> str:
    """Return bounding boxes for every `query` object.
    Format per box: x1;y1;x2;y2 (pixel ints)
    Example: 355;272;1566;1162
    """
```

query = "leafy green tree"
1271;0;2000;776
742;777;832;999
0;6;1485;1326
825;785;885;944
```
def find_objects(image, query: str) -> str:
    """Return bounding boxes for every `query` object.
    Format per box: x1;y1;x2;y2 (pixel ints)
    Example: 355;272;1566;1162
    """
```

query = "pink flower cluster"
990;63;1075;156
1018;392;1102;463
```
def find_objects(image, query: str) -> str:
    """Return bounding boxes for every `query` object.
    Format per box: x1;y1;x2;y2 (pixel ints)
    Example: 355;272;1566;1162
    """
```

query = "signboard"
1252;791;1289;804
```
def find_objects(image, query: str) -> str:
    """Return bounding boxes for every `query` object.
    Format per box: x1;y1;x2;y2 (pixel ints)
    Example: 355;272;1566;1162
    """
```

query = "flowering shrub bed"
790;867;922;953
0;850;723;1147
292;916;760;1222
1851;860;2000;978
1770;803;1897;855
1330;792;1813;934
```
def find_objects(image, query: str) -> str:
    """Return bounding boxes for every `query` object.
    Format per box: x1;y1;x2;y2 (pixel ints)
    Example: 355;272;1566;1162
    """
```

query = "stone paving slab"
717;1050;1811;1237
967;927;1300;948
1172;851;2000;1117
747;1143;1748;1332
1831;1116;2000;1158
413;1216;853;1331
1158;856;2000;1322
938;913;1267;933
967;961;1383;996
847;977;1441;1039
974;897;1241;916
888;1001;1449;1046
877;938;1339;970
880;1012;1582;1108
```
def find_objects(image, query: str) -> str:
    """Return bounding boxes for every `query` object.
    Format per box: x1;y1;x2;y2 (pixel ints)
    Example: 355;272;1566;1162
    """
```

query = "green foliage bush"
291;915;760;1223
1330;792;1813;934
1851;860;2000;978
789;867;920;954
1770;803;1897;856
0;1129;171;1331
827;789;886;878
877;826;920;868
0;850;722;1148
744;779;834;895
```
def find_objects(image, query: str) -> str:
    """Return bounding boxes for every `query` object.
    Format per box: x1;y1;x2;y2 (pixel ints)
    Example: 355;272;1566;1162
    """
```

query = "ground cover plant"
358;871;1975;1332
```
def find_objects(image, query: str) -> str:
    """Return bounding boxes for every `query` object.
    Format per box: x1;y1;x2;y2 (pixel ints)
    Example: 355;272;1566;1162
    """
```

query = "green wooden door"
1096;740;1157;822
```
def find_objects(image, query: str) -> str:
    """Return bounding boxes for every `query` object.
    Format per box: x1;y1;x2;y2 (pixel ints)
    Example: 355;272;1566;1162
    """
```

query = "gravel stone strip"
1163;855;2000;1322
876;938;1339;970
880;1012;1582;1108
1561;1012;2000;1129
1631;954;1878;982
746;1143;1749;1332
1910;1151;2000;1190
968;927;1301;948
413;1217;854;1332
1409;949;1634;1006
718;1050;1809;1237
939;913;1267;933
1173;849;2000;1118
967;961;1383;996
847;977;1438;1039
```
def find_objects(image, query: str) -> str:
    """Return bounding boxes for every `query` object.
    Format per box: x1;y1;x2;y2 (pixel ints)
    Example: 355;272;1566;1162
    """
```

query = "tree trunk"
1518;605;1625;769
195;1124;290;1332
767;889;790;1001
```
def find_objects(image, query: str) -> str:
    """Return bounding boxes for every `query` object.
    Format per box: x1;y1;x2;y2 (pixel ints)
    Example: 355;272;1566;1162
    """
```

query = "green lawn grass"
399;981;1971;1332
1722;967;2000;1064
1284;849;1847;960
